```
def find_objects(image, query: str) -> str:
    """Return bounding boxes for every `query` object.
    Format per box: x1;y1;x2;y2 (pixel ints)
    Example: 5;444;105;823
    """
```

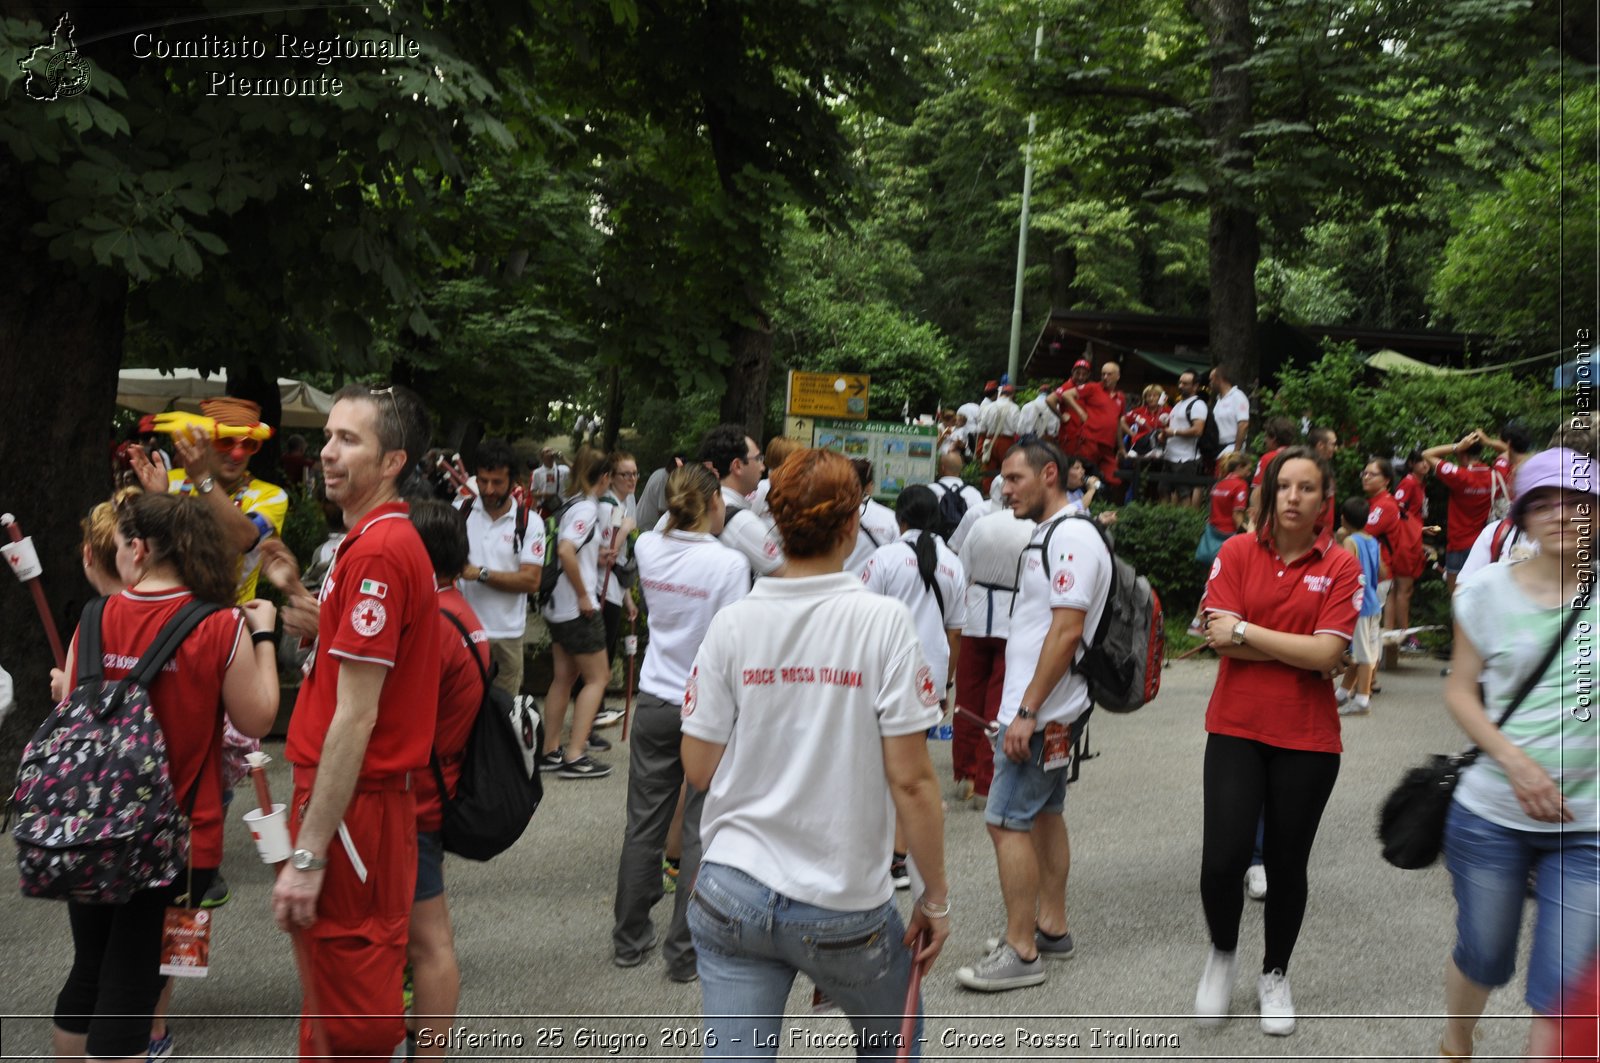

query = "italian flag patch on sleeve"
359;579;388;598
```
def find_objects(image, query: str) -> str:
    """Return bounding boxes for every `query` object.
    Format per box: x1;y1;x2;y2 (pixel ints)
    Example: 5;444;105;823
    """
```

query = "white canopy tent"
116;368;334;430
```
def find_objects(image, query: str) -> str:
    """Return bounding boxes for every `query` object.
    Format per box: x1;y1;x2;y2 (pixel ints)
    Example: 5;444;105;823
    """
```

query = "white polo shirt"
635;530;751;703
999;509;1111;728
959;508;1036;640
683;573;942;910
542;496;601;623
456;499;546;638
1166;396;1206;463
720;485;783;577
1212;387;1250;456
861;531;968;689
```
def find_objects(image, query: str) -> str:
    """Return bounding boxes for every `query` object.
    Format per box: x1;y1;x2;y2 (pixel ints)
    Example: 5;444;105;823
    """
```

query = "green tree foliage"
1111;503;1209;616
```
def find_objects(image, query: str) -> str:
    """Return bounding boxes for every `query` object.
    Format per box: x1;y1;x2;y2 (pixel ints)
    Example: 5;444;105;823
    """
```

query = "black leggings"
1200;734;1338;974
55;868;216;1059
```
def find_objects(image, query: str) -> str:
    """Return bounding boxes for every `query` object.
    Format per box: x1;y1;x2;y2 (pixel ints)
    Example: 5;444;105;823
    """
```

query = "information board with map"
811;418;938;501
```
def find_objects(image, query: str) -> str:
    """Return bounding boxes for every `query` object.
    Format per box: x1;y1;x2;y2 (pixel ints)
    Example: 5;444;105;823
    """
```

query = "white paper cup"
242;803;291;864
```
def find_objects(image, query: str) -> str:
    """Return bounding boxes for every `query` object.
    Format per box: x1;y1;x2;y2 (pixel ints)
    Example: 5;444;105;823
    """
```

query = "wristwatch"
476;567;491;583
196;476;216;494
290;848;328;872
1230;620;1249;645
1015;706;1036;721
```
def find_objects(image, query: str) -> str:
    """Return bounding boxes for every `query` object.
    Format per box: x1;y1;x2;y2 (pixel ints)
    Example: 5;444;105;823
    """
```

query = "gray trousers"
611;691;703;978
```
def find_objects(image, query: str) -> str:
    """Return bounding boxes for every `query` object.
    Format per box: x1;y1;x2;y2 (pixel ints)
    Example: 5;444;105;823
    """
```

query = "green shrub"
280;487;329;580
1110;502;1210;617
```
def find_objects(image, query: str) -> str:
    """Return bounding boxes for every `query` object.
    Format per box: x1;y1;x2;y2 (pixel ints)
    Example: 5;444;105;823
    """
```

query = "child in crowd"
1335;496;1386;716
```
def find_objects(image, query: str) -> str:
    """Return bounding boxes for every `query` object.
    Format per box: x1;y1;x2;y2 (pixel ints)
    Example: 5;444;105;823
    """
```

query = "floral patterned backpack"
12;597;221;903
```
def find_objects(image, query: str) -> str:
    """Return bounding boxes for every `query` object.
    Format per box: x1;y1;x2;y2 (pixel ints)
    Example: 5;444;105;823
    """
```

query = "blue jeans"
1444;802;1600;1013
687;863;919;1061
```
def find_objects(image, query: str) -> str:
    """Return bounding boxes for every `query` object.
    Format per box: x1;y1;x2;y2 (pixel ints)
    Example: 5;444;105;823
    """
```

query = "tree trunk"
602;364;623;453
1198;0;1261;389
718;305;775;440
0;155;126;783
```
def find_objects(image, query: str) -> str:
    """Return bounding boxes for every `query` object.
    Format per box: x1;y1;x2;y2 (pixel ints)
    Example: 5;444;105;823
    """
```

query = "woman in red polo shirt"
1192;447;1362;1038
48;492;279;1063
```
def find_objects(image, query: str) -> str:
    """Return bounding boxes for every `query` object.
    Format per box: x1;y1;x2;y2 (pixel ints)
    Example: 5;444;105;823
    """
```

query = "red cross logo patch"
682;667;699;718
1053;569;1074;594
915;665;939;707
351;597;387;637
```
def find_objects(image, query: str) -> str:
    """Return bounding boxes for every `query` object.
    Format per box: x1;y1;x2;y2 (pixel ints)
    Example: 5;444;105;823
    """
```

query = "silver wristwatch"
1230;620;1249;645
196;476;216;494
290;848;328;872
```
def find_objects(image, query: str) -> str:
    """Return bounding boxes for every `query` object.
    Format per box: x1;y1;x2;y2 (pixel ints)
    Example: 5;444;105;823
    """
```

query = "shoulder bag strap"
433;607;491;805
1491;604;1583;731
128;600;226;817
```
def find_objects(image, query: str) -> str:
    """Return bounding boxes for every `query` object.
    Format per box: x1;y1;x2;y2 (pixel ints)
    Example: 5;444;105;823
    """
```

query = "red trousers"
953;635;1007;795
980;435;1016;494
290;778;418;1063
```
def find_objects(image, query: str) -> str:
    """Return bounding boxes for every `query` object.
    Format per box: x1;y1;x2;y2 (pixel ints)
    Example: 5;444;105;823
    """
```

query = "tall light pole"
1006;19;1045;387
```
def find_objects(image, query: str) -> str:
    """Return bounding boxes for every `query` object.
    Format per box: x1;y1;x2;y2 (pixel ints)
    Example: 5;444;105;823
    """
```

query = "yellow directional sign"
787;371;869;420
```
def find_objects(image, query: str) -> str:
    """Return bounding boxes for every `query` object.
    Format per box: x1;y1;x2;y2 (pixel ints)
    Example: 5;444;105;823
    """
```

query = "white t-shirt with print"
531;463;570;500
542;496;601;623
1212;387;1250;456
861;531;969;689
999;510;1111;727
456;499;546;638
683;573;942;910
720;485;783;577
635;530;751;703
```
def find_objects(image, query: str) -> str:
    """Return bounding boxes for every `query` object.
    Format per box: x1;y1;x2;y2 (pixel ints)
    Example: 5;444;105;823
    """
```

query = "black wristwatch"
1015;707;1036;721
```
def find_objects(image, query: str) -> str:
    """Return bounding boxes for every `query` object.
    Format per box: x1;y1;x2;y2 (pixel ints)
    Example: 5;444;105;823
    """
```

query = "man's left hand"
172;425;218;482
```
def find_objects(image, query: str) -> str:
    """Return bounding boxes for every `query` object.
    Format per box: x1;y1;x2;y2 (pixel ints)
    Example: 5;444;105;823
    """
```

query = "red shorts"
290;776;418;1063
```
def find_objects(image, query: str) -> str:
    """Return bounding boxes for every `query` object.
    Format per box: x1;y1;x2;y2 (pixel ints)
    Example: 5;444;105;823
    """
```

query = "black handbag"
1378;605;1581;870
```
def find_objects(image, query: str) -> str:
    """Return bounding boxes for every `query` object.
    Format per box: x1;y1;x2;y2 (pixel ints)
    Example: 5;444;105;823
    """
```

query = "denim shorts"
1444;802;1600;1013
414;830;444;902
986;731;1069;831
1445;548;1472;574
687;862;917;1060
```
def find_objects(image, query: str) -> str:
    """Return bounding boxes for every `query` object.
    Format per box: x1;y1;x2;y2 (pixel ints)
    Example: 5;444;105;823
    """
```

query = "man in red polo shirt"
1049;358;1120;481
1422;429;1497;593
262;384;441;1062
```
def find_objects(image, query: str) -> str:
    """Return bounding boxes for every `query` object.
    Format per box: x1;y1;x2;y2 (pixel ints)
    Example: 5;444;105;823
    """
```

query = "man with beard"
457;438;545;697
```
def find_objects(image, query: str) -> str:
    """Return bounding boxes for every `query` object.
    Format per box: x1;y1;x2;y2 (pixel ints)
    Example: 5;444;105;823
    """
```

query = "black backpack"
933;482;971;542
1016;514;1165;713
536;498;596;608
13;597;222;903
430;610;543;861
1186;396;1222;471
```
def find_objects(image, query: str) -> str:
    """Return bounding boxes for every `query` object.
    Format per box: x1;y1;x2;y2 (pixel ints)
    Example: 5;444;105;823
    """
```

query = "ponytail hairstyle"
82;485;142;578
770;449;861;559
569;447;615;498
116;492;237;605
665;464;721;533
894;485;941;592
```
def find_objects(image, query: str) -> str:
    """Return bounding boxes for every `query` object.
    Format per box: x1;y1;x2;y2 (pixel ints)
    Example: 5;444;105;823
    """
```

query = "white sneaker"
1194;947;1237;1026
1244;864;1267;900
1258;969;1295;1035
1334;687;1351;706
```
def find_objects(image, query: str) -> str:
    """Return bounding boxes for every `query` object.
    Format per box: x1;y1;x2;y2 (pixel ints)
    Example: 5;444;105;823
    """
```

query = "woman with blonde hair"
612;464;751;982
682;448;950;1059
750;435;805;523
